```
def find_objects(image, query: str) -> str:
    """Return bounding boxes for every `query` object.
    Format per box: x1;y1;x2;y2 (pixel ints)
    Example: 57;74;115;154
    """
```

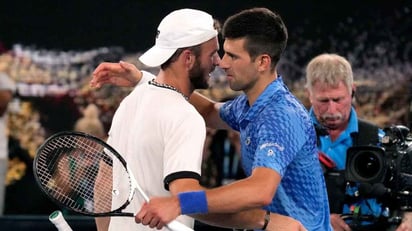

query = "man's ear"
182;50;195;69
305;88;312;103
257;54;271;71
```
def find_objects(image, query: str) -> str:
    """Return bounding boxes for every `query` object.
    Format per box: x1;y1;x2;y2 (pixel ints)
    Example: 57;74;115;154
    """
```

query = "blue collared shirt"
310;108;360;170
220;77;332;231
310;107;386;223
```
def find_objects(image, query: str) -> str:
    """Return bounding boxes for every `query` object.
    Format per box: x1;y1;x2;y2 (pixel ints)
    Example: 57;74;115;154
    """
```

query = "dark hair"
160;45;201;69
222;7;288;70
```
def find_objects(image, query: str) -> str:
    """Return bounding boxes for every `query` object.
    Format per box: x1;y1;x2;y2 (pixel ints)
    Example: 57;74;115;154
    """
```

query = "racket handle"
167;220;194;231
49;210;73;231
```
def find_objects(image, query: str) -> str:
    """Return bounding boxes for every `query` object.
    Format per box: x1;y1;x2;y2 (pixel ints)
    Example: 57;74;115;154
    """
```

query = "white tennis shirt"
107;73;206;231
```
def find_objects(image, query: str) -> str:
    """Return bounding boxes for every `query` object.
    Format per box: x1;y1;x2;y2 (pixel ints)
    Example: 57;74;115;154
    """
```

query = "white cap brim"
139;46;177;67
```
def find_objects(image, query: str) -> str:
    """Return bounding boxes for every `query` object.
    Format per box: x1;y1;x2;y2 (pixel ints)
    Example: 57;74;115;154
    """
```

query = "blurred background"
0;0;411;230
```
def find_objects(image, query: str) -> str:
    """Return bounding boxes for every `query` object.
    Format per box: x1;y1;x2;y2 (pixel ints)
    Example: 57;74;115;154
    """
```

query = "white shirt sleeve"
136;70;156;86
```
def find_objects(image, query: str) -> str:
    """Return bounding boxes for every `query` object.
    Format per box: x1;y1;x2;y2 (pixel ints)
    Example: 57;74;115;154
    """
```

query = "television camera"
345;125;412;225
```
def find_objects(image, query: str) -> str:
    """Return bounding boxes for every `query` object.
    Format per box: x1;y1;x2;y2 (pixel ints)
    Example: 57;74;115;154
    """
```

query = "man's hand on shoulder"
91;61;141;88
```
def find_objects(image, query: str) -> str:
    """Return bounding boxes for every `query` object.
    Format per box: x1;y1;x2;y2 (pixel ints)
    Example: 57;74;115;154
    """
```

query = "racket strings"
36;135;130;214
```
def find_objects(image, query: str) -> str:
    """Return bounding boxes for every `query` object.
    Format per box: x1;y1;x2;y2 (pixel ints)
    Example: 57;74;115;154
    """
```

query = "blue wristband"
177;191;208;215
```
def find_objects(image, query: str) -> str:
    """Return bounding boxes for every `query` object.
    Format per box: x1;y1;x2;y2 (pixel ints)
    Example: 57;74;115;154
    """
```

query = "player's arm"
180;167;278;213
94;158;112;231
137;167;303;230
188;92;229;130
138;172;305;231
90;61;146;88
95;217;110;231
91;61;229;130
195;210;307;231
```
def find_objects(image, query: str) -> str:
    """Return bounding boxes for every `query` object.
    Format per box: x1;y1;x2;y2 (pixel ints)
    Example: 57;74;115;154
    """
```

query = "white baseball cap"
139;8;218;67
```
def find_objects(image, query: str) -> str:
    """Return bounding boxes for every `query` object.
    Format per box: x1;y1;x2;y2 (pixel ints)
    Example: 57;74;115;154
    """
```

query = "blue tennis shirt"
219;77;332;231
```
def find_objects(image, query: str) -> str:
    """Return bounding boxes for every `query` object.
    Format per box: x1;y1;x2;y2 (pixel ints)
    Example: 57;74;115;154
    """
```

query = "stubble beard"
189;61;210;90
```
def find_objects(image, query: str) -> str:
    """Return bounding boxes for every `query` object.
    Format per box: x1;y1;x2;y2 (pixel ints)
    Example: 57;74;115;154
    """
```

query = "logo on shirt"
260;142;284;154
245;137;251;145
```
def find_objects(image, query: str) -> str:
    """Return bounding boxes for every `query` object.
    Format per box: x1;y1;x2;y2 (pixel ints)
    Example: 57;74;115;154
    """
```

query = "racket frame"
33;131;134;217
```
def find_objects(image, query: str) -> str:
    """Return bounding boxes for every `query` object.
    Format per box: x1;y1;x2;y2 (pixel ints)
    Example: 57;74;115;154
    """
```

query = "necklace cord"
148;79;189;101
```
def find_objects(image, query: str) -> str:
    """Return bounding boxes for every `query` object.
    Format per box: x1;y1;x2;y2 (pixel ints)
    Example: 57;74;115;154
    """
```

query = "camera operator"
305;53;412;231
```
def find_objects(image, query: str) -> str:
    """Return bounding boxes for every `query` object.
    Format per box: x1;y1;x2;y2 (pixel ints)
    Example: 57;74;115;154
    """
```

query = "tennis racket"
33;131;194;231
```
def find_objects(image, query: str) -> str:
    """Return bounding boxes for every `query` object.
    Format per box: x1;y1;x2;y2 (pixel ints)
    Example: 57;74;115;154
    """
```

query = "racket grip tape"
167;220;195;231
49;210;73;231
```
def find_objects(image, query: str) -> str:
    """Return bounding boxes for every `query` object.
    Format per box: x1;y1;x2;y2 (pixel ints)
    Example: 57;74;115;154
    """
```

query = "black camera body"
345;125;412;211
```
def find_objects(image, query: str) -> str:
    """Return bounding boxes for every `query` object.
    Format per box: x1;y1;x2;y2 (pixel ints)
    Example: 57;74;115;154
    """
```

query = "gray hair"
305;53;353;94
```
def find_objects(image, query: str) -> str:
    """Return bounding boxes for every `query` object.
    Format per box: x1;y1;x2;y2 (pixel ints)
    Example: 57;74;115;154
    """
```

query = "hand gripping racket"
33;131;194;231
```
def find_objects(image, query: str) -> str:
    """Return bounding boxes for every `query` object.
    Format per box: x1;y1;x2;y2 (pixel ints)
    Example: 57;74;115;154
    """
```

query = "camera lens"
352;151;382;180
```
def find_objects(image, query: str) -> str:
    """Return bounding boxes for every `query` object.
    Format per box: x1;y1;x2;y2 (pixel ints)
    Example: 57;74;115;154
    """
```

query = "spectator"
73;103;106;140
